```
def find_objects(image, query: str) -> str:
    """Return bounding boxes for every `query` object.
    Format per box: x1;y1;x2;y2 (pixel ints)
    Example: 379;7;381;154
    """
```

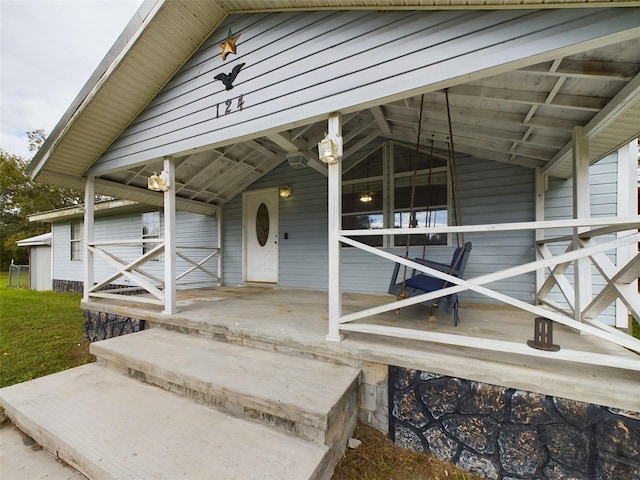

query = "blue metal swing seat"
388;242;472;325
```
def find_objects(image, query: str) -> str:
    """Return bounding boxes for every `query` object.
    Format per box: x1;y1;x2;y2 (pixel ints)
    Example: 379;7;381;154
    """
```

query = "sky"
0;0;144;160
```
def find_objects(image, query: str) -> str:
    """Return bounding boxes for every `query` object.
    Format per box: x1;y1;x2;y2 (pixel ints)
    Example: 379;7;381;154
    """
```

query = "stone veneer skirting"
54;279;147;296
84;311;145;343
389;366;640;480
53;279;84;294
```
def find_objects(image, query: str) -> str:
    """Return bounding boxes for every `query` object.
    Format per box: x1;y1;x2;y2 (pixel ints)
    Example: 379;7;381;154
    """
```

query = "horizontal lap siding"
456;159;535;303
222;156;536;303
91;8;640;173
52;223;79;281
52;211;218;289
544;152;618;324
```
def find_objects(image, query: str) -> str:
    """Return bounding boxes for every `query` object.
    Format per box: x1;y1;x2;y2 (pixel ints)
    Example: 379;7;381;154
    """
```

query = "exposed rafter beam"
449;85;606;112
520;60;638;82
93;178;217;216
267;132;328;176
544;71;640;176
266;132;304;152
343;130;383;159
370;106;391;135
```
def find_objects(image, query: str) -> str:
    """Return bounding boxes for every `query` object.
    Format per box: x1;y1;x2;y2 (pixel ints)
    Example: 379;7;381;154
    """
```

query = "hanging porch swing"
388;91;472;326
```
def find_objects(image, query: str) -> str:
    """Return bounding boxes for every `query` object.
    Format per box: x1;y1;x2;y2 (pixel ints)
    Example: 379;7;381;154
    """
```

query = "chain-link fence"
8;263;30;289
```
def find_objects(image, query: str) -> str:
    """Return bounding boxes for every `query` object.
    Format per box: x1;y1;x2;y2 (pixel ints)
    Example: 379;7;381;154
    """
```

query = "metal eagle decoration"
215;63;245;90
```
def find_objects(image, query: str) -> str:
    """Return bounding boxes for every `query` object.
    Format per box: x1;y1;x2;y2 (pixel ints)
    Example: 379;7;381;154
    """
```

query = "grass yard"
0;273;93;388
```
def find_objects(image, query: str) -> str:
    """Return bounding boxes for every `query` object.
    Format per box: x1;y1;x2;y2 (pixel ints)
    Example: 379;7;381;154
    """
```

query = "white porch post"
217;206;223;286
534;167;546;298
164;157;177;314
83;176;95;303
327;112;344;342
615;140;639;328
572;126;591;323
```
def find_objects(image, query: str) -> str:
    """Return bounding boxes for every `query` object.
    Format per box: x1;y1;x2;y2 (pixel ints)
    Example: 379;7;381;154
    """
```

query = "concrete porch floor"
82;286;640;413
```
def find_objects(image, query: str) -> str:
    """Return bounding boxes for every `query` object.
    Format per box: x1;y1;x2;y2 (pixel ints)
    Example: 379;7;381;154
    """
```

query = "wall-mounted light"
318;134;340;165
279;186;292;198
148;171;170;191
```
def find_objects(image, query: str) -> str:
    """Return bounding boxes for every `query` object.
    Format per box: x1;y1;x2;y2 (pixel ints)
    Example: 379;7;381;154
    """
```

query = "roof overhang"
16;232;52;247
29;0;640;208
29;199;143;223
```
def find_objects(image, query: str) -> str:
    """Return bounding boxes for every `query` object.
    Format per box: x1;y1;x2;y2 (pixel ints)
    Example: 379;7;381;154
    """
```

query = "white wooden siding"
89;8;640;174
52;211;218;288
222;155;536;304
30;245;52;291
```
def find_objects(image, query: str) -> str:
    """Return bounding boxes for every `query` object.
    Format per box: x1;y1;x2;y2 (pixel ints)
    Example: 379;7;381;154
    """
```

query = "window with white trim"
341;141;449;247
70;222;82;261
392;143;448;246
142;211;161;256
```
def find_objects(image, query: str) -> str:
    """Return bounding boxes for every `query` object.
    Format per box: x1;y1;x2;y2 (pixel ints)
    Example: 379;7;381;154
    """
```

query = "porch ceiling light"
318;135;338;165
359;192;373;203
279;186;292;198
148;171;170;192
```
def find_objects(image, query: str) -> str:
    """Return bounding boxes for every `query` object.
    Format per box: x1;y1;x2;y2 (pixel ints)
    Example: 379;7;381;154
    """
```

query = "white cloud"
0;0;143;159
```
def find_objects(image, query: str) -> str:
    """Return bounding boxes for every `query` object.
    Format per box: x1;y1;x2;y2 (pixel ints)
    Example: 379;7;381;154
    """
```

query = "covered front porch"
81;285;640;414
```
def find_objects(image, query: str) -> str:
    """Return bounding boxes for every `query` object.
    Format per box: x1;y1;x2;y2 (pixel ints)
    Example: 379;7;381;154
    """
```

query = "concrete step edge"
90;328;361;434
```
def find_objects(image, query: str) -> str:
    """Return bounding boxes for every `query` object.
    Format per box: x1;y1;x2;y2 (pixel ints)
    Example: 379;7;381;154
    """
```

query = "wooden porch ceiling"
101;35;640;207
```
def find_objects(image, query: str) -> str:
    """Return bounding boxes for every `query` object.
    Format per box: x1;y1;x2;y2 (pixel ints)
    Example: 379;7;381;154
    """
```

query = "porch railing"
336;216;640;371
86;239;220;306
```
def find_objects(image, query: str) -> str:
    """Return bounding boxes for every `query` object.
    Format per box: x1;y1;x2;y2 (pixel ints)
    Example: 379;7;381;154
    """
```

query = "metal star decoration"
220;30;240;60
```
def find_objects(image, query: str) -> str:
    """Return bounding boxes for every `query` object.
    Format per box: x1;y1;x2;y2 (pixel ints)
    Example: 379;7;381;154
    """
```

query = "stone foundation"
53;279;147;296
53;279;83;293
389;366;640;480
84;311;145;342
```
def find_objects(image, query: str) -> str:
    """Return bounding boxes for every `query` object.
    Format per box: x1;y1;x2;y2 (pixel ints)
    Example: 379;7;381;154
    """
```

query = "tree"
1;141;83;268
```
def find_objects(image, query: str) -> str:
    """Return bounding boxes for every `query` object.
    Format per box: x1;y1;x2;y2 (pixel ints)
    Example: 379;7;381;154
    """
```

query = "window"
341;142;449;247
342;145;385;247
70;222;82;261
142;211;161;255
392;143;448;246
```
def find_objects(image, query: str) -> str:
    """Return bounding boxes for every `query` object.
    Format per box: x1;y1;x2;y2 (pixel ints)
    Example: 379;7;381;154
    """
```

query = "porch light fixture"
359;192;374;203
147;171;170;192
318;134;338;165
279;186;292;198
286;152;310;169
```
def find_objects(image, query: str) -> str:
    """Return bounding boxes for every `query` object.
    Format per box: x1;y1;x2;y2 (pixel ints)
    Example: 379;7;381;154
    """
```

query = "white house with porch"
2;2;640;479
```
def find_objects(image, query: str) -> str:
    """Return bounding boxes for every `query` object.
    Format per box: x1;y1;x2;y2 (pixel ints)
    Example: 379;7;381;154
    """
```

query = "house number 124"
215;94;244;118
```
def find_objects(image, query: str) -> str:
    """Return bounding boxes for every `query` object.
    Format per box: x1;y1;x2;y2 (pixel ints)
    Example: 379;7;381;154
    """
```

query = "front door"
244;188;278;283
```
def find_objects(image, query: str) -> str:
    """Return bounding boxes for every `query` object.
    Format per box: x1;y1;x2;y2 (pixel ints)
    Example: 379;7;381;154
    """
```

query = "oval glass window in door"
256;203;270;246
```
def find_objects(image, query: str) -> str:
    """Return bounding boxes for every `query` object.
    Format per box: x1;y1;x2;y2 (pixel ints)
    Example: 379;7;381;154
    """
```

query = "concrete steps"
0;329;361;479
92;329;361;447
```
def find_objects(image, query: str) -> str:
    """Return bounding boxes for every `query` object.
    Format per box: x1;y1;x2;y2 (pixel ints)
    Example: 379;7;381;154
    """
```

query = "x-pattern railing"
87;239;220;306
336;217;640;370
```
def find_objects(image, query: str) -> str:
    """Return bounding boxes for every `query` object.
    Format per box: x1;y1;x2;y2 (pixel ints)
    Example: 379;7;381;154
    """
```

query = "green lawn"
0;273;93;388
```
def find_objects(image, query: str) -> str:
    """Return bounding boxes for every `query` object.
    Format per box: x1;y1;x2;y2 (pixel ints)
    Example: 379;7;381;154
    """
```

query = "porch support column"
83;176;95;303
217;207;223;286
615;140;638;328
534;167;546;299
327;112;344;342
572;126;591;323
164;157;177;314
